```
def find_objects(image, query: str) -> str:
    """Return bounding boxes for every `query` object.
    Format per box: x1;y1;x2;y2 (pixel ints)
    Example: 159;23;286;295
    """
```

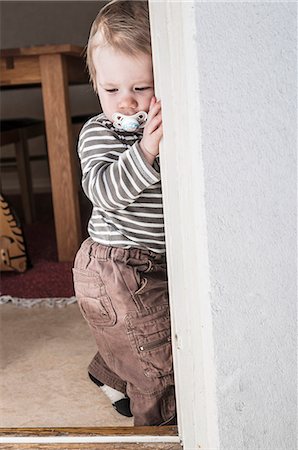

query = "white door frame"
149;1;219;449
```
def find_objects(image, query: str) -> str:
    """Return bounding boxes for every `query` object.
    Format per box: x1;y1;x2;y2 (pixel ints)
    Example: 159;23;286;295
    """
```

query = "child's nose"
118;93;137;110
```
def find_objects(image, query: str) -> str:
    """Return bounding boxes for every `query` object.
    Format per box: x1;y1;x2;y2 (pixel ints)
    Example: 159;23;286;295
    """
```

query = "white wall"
195;3;296;449
1;1;103;193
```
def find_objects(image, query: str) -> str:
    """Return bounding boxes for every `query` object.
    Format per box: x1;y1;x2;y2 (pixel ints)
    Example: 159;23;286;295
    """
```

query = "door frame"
149;1;219;448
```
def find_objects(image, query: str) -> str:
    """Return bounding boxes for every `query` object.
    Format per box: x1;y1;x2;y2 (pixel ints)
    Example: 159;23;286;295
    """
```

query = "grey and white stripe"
78;113;165;254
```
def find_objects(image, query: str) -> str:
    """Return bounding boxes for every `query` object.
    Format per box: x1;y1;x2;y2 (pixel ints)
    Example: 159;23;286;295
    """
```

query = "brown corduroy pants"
72;237;176;426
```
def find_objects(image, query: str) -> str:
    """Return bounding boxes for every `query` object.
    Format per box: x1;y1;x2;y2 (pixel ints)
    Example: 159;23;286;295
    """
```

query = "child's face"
92;44;154;122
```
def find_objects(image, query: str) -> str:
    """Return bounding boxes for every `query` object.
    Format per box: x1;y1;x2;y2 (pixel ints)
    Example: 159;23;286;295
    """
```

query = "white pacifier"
112;111;147;132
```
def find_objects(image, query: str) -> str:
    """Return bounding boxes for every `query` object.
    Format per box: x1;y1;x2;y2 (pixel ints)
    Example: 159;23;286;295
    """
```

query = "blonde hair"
86;0;151;92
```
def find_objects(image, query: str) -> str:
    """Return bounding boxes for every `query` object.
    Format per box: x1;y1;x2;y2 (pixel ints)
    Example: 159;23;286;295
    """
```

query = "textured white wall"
195;3;296;449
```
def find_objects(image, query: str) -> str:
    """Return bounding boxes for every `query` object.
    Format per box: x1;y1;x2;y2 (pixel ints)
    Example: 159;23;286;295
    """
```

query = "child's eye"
105;88;118;93
135;87;151;92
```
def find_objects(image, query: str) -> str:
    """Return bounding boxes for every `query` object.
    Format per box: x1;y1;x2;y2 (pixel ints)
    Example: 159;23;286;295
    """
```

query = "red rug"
0;193;91;299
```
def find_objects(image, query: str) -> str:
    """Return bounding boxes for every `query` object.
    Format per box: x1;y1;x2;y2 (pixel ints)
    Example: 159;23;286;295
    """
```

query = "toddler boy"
73;0;176;426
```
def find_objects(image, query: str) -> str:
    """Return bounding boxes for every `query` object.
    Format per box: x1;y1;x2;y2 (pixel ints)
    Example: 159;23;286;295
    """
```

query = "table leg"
40;54;81;262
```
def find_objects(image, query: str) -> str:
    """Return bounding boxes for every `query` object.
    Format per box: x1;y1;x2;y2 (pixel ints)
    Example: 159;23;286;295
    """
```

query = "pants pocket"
125;304;173;379
73;268;117;328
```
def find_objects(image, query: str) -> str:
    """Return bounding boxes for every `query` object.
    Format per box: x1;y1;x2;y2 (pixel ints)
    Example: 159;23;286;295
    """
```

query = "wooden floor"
0;426;182;450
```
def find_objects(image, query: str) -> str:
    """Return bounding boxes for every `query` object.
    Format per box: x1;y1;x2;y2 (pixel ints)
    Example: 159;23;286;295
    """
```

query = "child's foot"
88;372;133;417
112;396;133;418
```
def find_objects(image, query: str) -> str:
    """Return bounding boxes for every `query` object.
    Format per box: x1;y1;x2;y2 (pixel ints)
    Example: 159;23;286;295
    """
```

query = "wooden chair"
0;118;45;224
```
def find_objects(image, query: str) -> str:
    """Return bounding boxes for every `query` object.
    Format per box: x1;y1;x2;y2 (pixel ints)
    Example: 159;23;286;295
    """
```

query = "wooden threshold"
0;445;182;450
0;426;178;436
0;426;182;450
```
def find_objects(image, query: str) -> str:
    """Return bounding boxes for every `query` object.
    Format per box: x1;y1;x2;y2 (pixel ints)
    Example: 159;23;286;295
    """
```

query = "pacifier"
112;111;148;132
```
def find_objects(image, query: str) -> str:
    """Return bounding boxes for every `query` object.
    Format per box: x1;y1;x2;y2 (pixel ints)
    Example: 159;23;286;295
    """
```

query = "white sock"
100;384;125;403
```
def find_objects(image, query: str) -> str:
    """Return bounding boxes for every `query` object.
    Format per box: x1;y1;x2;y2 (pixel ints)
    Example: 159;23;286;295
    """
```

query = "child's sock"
100;384;126;403
88;372;133;417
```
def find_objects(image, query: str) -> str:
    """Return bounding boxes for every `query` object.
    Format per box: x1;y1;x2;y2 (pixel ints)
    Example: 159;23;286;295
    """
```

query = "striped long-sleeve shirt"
78;113;166;254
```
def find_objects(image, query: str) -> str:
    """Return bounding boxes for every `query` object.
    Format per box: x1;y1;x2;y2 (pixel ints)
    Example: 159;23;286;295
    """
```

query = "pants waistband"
81;238;166;264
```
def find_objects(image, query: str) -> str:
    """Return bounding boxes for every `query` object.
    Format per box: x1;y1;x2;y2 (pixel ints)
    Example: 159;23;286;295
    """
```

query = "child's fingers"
147;108;162;125
147;100;161;123
155;123;163;141
146;112;162;134
149;96;156;110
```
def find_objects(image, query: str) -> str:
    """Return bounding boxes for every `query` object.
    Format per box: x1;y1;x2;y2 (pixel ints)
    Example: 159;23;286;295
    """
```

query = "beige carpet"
0;302;133;428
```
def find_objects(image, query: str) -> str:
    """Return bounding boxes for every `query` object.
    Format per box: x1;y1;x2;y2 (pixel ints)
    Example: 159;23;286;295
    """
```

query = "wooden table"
0;45;89;261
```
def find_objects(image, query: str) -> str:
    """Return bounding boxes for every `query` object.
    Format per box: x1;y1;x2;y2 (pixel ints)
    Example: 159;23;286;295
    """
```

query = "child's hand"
140;97;163;161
